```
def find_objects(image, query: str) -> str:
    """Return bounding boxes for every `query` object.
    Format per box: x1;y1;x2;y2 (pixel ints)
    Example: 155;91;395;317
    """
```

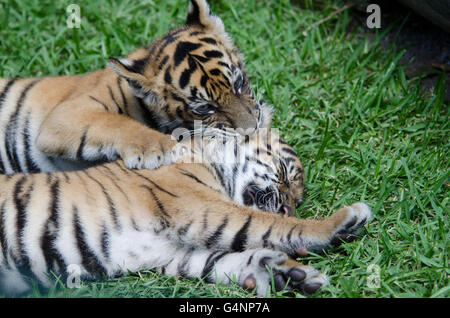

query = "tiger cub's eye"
193;103;215;115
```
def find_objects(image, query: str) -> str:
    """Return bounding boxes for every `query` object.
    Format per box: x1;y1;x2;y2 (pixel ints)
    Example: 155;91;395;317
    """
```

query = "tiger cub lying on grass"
0;0;270;174
0;127;371;296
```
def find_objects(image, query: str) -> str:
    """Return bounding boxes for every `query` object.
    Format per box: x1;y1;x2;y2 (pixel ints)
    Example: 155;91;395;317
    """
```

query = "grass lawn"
0;0;448;298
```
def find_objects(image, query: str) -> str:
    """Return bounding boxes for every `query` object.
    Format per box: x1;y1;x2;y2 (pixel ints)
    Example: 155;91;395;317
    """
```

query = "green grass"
0;0;448;298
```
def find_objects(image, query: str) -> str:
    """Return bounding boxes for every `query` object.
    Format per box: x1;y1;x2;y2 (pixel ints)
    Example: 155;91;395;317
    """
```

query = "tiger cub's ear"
107;57;151;85
186;0;225;35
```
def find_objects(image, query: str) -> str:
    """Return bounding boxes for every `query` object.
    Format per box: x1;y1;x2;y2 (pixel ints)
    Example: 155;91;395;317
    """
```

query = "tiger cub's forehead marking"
171;31;238;70
160;30;240;99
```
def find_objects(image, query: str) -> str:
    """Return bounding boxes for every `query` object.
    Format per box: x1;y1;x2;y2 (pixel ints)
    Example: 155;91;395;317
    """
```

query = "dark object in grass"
397;0;450;33
344;0;450;101
350;0;450;33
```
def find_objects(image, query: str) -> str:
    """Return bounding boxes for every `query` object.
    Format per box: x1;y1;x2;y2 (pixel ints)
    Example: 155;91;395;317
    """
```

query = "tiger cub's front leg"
159;247;328;296
171;199;371;255
36;96;177;170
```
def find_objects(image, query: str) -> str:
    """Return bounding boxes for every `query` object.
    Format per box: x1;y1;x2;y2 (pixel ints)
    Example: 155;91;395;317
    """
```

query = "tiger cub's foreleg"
170;199;371;255
159;247;328;296
35;96;177;170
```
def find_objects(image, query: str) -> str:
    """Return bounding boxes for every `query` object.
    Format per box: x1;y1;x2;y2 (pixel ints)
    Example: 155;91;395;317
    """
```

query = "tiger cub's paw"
242;249;328;296
329;202;372;247
121;135;178;170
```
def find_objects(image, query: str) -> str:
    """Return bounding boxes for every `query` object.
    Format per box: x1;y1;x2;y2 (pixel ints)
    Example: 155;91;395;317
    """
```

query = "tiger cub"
0;128;371;296
0;0;270;174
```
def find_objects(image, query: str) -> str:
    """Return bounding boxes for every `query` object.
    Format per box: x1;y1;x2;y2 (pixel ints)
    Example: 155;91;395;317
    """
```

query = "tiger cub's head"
108;0;268;134
236;130;305;216
180;121;305;216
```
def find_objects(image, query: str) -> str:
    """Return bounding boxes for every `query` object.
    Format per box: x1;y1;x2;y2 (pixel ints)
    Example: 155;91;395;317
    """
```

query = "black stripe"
218;61;230;69
190;53;210;63
262;225;273;248
177;247;195;278
201;251;228;282
14;176;32;256
164;66;172;85
82;170;122;231
199;37;217;44
97;168;130;203
287;225;296;245
117;77;129;115
174;41;202;67
176;106;184;119
4;80;40;173
141;185;170;234
76;131;88;160
171;92;189;108
209;68;221;76
113;160;131;175
131;218;140;232
247;251;257;266
101;223;110;261
22;114;40;173
154;31;182;62
282;147;298;157
40;179;67;274
179;68;194;89
256;159;271;170
5;136;20;172
0;201;9;267
190;87;199;100
179;56;198;89
203;50;223;58
89;96;109;111
13;177;35;278
98;164;123;183
242;155;249;173
201;209;209;232
231;215;252;252
200;74;208;88
126;58;147;74
218;79;230;89
158;55;169;70
0;79;16;172
129;169;178;198
205;216;228;249
211;163;227;194
140;185;171;219
177;221;193;237
135;96;159;129
230;164;238;199
73;207;107;277
0;79;16;111
108;85;123;114
178;168;209;187
61;172;70;183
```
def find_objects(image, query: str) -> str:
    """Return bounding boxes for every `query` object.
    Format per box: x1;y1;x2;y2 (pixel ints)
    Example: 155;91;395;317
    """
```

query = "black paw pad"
303;282;322;295
273;273;287;292
287;268;306;282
